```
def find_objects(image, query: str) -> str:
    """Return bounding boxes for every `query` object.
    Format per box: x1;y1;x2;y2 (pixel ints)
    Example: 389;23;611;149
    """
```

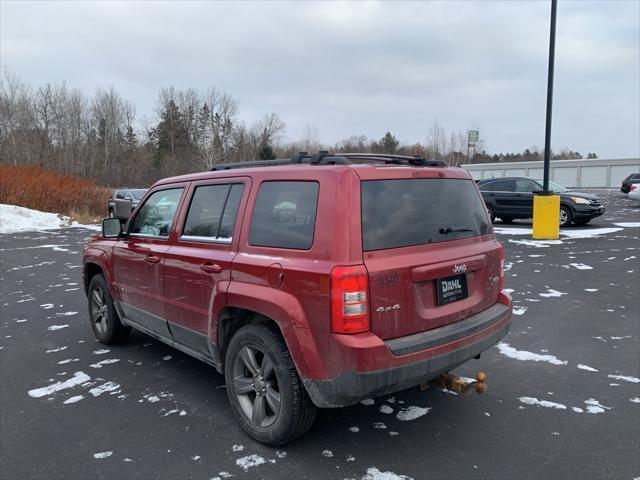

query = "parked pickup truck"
84;152;512;445
107;188;148;221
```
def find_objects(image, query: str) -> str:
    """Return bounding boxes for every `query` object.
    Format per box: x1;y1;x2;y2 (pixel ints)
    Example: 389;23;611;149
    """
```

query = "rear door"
360;177;502;340
163;179;249;355
513;179;539;216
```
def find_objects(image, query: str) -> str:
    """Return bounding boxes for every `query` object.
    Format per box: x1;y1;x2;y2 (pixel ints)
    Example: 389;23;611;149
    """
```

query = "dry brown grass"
0;165;110;222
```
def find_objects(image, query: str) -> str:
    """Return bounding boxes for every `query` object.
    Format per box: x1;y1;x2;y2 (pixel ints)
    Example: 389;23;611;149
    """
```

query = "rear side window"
361;179;490;251
182;184;243;243
249;181;319;249
131;188;183;238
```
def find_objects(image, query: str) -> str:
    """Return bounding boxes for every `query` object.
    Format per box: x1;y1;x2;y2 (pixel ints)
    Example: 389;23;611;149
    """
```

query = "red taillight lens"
498;245;505;291
631;185;637;191
330;265;370;334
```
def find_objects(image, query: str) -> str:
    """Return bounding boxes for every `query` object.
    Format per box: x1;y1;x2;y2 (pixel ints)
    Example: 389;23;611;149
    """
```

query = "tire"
108;209;115;218
559;205;573;227
486;204;496;223
224;323;317;445
574;218;591;226
500;216;514;224
87;274;131;344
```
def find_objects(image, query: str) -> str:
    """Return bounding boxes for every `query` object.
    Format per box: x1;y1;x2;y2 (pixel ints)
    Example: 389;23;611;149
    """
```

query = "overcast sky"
2;0;639;158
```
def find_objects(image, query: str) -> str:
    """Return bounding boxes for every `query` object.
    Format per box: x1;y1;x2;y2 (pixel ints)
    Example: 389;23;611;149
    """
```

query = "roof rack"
336;153;447;167
209;151;447;171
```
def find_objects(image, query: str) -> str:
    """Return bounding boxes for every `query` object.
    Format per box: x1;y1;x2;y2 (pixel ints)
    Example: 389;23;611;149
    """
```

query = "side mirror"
532;189;543;194
102;218;123;238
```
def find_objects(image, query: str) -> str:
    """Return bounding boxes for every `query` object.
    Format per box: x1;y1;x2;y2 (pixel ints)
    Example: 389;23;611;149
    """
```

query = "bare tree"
426;120;446;160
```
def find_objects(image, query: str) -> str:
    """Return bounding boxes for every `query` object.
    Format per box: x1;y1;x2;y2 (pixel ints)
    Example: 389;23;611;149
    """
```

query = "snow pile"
0;204;71;233
0;203;100;233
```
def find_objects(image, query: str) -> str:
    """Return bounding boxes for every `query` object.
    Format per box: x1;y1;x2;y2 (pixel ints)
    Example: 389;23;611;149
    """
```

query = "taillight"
498;245;505;291
330;265;370;334
631;185;637;191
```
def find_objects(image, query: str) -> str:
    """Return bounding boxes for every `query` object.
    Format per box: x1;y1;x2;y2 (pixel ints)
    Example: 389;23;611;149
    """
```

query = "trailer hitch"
422;371;487;395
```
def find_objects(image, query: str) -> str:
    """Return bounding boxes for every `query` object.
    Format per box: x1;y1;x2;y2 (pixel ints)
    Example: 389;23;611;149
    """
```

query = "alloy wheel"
232;345;281;427
91;286;108;335
559;208;568;226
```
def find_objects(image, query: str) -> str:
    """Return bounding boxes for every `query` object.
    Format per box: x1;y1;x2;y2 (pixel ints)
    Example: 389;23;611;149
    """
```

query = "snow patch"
360;398;375;406
518;397;567;410
584;398;611;414
496;343;567;365
613;222;640;228
577;364;599;372
630;397;640;404
362;467;414;480
45;346;68;353
63;395;84;404
93;451;113;459
321;449;333;458
379;404;394;414
568;263;593;270
584;288;599;292
607;374;640;384
236;454;267;471
93;349;110;355
47;324;69;331
561;228;623;239
396;406;431;421
232;444;244;452
28;371;90;398
512;306;528;316
539;288;567;298
90;359;120;368
89;382;120;397
508;239;563;248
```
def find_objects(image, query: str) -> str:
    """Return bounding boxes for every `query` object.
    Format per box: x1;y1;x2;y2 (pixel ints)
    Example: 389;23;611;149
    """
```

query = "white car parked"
628;182;640;203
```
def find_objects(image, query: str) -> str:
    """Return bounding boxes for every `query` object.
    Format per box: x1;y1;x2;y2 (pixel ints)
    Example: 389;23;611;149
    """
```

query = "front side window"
361;179;490;251
182;184;244;243
130;188;183;238
249;181;319;249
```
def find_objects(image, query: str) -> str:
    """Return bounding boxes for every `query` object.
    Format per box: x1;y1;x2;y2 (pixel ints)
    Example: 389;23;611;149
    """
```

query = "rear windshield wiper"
439;226;474;235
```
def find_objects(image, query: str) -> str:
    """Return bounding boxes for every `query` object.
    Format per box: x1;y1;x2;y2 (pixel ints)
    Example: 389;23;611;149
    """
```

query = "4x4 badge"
376;304;400;313
453;264;467;274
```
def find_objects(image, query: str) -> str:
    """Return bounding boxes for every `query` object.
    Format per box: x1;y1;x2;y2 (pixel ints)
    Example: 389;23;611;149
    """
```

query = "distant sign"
468;130;479;143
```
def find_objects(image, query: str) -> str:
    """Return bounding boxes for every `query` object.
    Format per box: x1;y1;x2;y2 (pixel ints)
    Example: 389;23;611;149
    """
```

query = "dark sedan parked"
620;173;640;193
477;177;605;226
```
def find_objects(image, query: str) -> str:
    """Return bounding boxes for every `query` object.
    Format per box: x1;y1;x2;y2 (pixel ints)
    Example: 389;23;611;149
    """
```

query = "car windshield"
533;180;568;193
130;189;147;200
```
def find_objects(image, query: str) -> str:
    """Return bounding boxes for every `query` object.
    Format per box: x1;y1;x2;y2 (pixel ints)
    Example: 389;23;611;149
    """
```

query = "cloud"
1;0;638;157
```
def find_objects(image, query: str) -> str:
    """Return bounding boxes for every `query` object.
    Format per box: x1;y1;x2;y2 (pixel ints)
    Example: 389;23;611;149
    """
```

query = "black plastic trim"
385;303;510;356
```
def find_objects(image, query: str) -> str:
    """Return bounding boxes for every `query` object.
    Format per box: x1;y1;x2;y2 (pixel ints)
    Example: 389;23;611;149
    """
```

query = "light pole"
532;0;560;239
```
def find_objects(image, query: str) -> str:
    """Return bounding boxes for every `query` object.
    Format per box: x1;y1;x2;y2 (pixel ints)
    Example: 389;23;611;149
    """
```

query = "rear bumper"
303;299;511;408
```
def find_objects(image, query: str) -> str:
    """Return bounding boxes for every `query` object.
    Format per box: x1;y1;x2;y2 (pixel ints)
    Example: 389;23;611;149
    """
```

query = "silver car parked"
107;188;148;221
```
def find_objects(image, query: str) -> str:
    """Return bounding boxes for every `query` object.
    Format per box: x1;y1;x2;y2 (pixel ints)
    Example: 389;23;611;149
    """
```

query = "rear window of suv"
361;179;490;251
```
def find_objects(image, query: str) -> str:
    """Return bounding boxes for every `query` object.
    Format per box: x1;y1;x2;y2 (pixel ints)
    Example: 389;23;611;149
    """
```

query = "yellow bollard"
532;195;560;239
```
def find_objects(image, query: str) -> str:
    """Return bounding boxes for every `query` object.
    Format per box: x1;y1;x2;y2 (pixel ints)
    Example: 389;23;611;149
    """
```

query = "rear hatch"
360;176;502;340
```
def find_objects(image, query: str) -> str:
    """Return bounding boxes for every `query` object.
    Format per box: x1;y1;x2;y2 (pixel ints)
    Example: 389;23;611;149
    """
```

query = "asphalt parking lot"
1;189;639;480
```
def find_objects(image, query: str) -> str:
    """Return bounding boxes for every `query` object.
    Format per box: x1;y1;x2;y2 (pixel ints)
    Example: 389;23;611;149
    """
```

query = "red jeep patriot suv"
83;152;512;445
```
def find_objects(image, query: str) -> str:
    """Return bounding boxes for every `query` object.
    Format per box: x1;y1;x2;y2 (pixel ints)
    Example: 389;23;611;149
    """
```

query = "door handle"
200;263;222;274
144;254;161;264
